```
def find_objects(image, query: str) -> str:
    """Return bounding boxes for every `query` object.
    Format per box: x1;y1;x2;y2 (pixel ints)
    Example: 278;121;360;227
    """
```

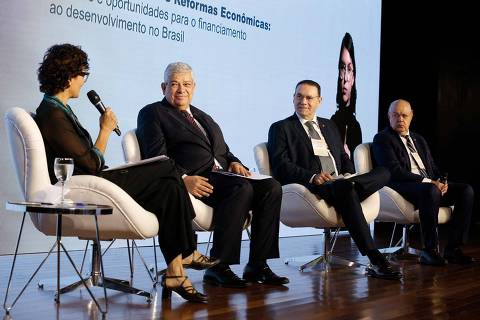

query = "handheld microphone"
87;90;121;136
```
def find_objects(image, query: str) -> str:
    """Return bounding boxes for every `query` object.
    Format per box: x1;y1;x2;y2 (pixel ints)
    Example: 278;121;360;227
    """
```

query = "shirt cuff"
422;178;432;183
309;174;316;184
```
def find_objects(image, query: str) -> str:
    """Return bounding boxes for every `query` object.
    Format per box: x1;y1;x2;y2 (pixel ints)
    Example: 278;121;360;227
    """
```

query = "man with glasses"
136;62;288;288
372;99;474;266
267;79;402;280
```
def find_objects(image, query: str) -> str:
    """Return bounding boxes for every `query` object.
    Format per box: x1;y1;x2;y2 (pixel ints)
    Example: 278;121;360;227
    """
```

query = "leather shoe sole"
243;272;290;285
365;265;402;280
419;250;447;266
203;274;248;288
203;268;248;288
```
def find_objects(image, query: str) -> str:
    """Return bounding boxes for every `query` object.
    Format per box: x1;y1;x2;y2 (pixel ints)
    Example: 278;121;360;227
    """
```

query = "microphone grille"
87;90;100;104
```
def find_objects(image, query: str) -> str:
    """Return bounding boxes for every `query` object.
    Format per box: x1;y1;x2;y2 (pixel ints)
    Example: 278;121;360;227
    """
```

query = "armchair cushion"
5;107;159;242
281;183;379;228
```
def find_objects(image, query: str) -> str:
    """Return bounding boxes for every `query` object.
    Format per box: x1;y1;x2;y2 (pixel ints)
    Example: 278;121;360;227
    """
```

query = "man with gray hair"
372;99;474;266
137;62;288;288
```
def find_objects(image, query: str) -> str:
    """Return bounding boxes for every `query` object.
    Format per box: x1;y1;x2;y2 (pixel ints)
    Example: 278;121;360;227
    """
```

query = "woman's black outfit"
36;95;196;264
331;107;362;156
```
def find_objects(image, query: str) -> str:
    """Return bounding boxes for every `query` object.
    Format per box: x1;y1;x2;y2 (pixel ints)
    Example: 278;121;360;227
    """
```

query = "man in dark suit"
372;99;474;265
137;62;288;288
267;79;401;280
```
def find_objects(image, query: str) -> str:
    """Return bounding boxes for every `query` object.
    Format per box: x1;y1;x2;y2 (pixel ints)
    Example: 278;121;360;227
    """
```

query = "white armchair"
353;142;452;257
253;142;380;271
122;129;215;232
121;129;252;260
4;107;158;301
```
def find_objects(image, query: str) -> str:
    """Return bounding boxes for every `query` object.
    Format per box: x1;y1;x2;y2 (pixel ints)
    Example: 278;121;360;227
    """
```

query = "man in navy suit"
268;79;401;279
372;99;474;265
137;62;288;288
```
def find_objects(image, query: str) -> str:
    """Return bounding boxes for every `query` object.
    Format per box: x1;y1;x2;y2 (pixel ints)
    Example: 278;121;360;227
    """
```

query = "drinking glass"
54;158;74;204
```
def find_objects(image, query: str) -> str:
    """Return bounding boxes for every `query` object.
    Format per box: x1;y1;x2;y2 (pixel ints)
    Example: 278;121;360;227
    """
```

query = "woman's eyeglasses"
78;71;90;82
339;64;354;81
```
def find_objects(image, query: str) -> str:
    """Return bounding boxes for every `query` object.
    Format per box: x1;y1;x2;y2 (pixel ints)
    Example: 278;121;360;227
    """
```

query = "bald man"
372;99;474;266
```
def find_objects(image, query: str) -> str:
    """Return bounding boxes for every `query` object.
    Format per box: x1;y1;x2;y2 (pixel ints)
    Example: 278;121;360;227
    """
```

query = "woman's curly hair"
37;44;89;95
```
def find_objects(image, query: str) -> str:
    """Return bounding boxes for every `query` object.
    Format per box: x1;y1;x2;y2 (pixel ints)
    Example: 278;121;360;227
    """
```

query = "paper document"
102;155;169;171
335;172;358;180
212;170;272;180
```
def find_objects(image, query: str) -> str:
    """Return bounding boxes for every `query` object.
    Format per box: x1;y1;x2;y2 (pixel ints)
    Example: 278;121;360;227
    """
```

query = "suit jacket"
267;114;354;186
137;98;242;176
372;127;441;182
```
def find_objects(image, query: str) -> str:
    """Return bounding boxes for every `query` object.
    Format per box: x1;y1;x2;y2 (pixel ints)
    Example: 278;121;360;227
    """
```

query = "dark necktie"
404;135;428;178
181;110;221;170
305;121;336;175
181;110;203;134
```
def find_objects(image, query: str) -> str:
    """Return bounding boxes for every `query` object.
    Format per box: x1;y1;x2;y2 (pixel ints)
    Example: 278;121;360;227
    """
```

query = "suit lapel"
389;128;412;171
163;103;211;145
191;109;214;146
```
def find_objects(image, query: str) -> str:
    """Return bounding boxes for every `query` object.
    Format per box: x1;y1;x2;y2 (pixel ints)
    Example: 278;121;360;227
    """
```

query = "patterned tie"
181;110;203;134
404;135;428;178
305;121;336;175
182;110;221;170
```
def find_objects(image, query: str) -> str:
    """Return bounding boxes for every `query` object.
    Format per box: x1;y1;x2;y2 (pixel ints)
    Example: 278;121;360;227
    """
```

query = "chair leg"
284;228;366;271
205;231;213;256
383;224;422;260
55;241;152;302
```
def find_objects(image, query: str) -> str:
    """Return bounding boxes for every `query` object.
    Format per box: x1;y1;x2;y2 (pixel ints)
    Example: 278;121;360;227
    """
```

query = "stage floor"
1;223;480;319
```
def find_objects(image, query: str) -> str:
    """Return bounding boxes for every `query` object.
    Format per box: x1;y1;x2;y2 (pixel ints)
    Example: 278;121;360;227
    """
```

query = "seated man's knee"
333;178;356;196
372;166;390;185
266;178;282;197
421;183;442;203
236;179;254;198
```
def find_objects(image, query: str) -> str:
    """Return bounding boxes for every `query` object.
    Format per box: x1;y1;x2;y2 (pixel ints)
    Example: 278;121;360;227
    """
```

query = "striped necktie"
305;121;336;175
181;110;203;134
182;110;221;170
404;135;428;178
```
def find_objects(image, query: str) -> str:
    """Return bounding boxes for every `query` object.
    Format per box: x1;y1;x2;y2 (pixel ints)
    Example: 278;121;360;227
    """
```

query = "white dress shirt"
295;113;338;182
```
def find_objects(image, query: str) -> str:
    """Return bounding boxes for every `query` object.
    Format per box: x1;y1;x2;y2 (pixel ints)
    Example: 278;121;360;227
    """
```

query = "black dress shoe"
366;259;402;280
183;254;220;270
444;248;474;265
243;263;289;285
203;264;248;288
419;249;447;266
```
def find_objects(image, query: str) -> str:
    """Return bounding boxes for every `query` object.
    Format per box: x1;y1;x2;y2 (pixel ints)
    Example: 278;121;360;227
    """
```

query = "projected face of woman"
339;48;355;106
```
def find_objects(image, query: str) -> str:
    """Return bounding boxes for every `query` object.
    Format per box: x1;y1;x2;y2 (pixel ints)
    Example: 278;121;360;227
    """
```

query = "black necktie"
305;121;336;175
404;135;428;178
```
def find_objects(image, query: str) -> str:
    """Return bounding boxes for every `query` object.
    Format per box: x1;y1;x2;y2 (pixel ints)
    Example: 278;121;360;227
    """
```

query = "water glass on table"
54;158;74;204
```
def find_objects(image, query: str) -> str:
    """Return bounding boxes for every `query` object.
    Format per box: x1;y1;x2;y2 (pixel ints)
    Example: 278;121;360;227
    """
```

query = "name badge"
312;139;329;156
